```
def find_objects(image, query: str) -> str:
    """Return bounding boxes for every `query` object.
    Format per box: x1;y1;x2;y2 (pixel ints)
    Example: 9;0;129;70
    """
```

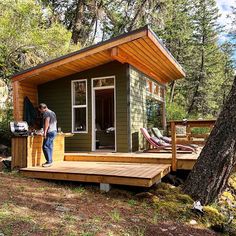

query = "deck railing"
169;119;216;171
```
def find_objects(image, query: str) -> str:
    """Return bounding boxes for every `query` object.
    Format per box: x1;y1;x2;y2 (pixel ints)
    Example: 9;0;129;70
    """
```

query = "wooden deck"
20;161;171;187
64;149;201;170
16;119;213;189
20;147;202;188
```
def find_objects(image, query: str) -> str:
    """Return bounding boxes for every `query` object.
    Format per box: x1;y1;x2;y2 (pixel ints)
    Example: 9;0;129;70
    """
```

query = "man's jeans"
43;131;57;164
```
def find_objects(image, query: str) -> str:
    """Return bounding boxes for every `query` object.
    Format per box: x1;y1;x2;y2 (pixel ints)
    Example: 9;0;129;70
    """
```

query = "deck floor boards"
20;149;203;187
64;148;202;170
21;161;169;178
20;161;171;187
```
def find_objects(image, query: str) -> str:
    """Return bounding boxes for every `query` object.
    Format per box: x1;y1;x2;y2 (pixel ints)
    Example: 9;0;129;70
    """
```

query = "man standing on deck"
38;103;57;167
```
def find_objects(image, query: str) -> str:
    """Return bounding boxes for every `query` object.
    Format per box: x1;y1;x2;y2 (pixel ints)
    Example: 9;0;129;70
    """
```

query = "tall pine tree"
153;0;195;104
186;0;224;115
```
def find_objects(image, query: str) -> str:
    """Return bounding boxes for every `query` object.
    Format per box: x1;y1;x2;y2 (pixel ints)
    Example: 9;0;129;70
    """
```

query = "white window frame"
91;76;116;152
71;79;88;133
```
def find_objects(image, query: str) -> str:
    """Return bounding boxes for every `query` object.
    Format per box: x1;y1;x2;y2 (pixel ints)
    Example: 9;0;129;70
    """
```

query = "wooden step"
64;152;172;164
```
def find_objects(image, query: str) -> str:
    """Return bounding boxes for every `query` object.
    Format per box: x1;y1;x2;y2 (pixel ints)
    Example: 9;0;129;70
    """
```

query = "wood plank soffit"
147;30;186;78
110;47;167;84
12;30;147;82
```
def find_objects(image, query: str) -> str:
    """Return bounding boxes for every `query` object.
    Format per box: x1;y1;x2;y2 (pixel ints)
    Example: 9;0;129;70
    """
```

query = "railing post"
171;121;177;171
186;124;191;144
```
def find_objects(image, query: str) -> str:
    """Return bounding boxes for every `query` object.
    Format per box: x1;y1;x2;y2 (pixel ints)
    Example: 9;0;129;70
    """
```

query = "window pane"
146;99;162;128
160;87;165;98
93;78;114;87
153;83;159;95
146;80;152;93
73;81;86;105
74;108;86;132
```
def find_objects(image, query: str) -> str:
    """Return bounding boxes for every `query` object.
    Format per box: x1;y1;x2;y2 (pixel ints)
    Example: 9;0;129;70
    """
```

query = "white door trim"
91;76;116;152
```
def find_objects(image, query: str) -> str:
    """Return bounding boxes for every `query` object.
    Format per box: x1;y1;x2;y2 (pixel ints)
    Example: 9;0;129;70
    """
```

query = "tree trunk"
71;0;84;45
183;76;236;205
169;81;176;103
127;0;148;32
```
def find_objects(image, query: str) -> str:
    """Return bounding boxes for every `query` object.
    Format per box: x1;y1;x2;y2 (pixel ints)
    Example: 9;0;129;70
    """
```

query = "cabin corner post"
162;88;167;130
12;81;20;121
171;121;177;171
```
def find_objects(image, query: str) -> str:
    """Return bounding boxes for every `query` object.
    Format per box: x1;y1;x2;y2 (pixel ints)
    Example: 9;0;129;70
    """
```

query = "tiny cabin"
11;26;186;170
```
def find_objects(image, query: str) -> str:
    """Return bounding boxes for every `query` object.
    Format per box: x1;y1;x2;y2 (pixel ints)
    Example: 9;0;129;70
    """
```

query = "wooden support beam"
171;122;177;171
110;47;167;84
162;89;167;130
13;81;20;121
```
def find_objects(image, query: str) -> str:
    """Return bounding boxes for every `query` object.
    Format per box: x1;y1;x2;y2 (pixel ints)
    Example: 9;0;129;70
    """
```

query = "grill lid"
10;121;29;135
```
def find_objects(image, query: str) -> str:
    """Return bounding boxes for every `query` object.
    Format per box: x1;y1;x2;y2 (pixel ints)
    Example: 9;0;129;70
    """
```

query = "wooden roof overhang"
11;26;186;85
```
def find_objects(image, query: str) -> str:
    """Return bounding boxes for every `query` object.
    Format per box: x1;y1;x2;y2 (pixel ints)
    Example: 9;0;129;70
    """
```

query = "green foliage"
0;0;78;84
0;105;13;146
166;102;186;121
39;0;235;118
145;182;236;230
0;0;234;134
127;199;137;206
108;209;121;222
146;99;162;127
203;206;225;226
0;0;79;144
72;186;86;194
191;127;211;134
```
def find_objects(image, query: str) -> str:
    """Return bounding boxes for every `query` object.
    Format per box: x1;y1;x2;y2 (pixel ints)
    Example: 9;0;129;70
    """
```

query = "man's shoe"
42;162;52;167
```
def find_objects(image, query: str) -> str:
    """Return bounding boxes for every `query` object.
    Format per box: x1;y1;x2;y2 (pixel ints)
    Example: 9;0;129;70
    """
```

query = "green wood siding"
129;68;147;151
129;66;166;151
38;61;129;152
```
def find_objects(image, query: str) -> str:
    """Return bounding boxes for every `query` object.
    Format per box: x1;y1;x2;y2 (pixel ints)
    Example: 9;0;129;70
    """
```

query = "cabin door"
91;77;116;152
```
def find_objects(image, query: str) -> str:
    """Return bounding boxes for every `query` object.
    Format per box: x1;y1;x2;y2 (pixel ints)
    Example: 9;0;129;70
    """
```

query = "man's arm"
43;117;50;138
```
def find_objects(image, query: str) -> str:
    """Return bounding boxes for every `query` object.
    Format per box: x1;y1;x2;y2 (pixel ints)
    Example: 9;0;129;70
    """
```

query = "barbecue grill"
10;121;29;136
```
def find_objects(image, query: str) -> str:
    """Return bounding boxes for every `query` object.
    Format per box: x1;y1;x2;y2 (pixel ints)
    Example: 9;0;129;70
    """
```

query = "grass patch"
80;232;95;236
37;186;50;191
0;217;40;236
63;214;78;224
0;209;11;220
127;199;137;206
72;186;86;194
109;209;122;222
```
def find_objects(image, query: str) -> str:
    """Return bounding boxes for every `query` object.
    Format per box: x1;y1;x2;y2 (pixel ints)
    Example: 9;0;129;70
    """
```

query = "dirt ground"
0;172;221;236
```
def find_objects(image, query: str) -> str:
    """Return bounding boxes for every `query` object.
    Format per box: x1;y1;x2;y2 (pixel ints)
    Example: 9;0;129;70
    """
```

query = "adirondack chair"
151;127;198;150
140;128;195;153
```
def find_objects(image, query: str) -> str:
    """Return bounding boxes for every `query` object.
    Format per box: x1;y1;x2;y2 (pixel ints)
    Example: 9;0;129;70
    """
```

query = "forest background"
0;0;235;144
